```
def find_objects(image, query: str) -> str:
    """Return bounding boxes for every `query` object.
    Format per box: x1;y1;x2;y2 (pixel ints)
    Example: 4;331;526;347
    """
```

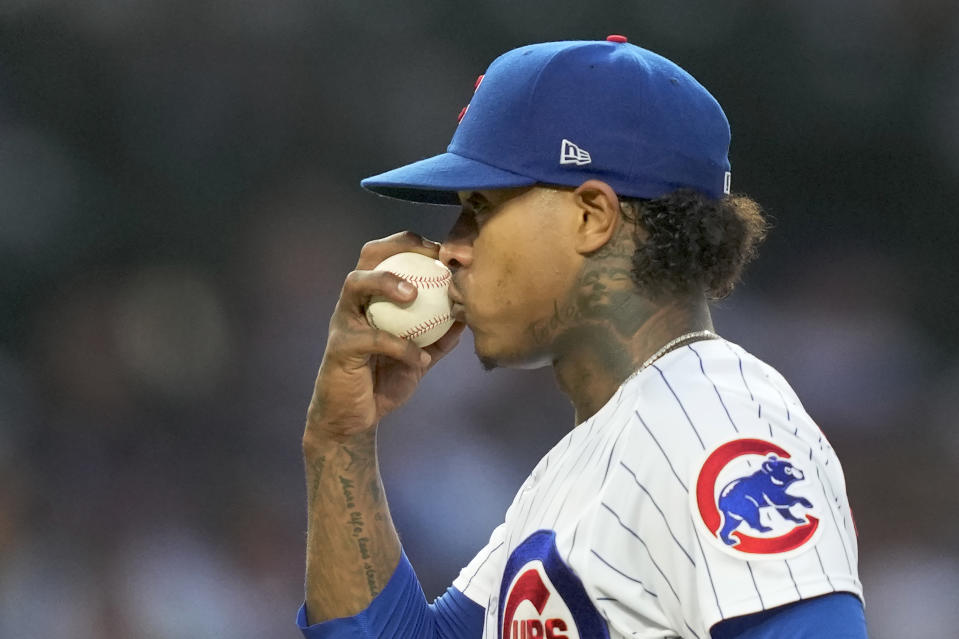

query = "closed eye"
466;193;488;209
465;198;492;226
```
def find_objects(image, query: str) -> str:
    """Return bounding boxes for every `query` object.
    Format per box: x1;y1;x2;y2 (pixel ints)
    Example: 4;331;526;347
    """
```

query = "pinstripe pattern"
591;549;659;597
619;461;695;566
599;502;683;604
692;525;724;618
464;541;504;592
651;364;706;449
636;410;689;491
814;465;854;573
450;338;862;639
688;344;740;434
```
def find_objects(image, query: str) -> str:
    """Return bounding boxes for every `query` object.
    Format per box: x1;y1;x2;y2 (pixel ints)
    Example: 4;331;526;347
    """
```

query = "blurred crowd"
1;1;958;637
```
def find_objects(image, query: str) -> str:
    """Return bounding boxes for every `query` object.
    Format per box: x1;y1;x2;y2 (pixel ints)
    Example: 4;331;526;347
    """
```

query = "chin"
473;335;553;371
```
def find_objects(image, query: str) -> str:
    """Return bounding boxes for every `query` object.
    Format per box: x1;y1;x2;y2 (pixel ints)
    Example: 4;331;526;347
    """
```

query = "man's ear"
572;180;621;254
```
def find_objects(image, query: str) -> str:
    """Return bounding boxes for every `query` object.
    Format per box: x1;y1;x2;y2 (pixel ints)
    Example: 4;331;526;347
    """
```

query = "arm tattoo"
341;445;361;471
339;475;356;509
308;456;326;510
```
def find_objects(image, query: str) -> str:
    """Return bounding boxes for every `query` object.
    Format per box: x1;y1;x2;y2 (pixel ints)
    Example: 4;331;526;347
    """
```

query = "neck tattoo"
628;329;719;382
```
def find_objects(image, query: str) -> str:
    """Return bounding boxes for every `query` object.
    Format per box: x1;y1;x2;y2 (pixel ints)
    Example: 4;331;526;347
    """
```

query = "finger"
337;270;418;319
424;321;467;369
331;325;431;370
356;231;442;270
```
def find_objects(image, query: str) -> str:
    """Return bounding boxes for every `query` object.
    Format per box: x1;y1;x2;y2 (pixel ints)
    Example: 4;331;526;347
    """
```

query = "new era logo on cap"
560;139;591;166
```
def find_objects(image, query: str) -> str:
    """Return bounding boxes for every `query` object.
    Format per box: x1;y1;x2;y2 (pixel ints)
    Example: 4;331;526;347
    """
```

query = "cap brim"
360;152;536;205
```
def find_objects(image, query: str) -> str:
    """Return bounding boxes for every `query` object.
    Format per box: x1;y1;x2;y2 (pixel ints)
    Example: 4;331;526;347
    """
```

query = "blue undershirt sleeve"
710;592;867;639
430;585;487;638
297;550;485;639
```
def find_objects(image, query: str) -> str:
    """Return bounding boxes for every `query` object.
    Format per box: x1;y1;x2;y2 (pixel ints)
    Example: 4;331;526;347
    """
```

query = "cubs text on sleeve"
453;338;862;639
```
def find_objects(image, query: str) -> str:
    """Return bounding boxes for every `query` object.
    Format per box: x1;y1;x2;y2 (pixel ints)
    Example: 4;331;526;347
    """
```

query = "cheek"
487;247;568;317
470;208;576;321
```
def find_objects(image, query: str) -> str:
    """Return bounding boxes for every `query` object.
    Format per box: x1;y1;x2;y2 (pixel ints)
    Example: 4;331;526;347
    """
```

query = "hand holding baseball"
305;232;465;440
365;252;455;347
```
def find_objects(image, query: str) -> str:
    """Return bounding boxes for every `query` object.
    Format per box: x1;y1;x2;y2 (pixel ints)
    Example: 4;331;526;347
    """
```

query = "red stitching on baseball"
400;313;453;339
388;270;452;290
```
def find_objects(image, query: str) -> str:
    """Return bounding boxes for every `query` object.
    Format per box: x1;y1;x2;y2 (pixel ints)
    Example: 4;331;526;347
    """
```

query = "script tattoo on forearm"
338;446;381;598
339;474;356;505
303;429;399;620
363;562;378;598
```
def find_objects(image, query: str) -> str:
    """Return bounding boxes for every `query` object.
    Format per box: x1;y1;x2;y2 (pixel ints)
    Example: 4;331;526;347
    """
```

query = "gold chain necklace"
630;329;719;381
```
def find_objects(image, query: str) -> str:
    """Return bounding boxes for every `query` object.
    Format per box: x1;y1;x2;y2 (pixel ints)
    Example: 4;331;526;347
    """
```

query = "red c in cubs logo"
502;568;570;639
693;438;820;558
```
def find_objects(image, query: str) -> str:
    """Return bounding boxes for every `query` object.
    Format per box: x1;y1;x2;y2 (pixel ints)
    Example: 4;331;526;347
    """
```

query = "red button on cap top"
606;34;628;43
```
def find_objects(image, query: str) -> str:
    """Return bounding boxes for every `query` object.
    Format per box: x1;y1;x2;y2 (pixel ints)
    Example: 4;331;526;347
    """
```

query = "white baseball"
365;252;454;347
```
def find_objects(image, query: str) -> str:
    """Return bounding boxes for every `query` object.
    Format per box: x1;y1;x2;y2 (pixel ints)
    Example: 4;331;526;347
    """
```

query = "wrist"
305;394;378;440
302;424;376;457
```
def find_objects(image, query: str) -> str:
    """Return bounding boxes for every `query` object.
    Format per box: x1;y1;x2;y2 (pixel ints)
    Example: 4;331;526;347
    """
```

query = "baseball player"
299;37;867;638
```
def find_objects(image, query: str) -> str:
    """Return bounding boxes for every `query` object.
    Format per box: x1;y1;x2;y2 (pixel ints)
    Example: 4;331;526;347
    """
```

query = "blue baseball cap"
361;36;732;205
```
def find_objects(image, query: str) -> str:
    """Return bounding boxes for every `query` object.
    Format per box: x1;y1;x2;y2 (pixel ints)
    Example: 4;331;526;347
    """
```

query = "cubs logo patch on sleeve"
499;530;608;639
691;438;821;560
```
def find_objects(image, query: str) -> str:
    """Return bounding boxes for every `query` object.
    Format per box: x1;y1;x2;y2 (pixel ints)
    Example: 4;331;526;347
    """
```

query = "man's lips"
448;285;466;321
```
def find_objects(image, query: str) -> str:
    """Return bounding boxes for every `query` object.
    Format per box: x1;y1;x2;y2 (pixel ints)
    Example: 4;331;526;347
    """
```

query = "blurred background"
1;0;957;637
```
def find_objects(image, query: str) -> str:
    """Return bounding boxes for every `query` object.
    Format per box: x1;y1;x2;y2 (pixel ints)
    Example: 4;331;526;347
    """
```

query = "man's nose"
439;238;472;270
439;213;475;269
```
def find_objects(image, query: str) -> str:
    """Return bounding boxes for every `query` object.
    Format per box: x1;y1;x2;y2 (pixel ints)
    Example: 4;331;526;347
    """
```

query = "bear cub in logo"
717;454;813;545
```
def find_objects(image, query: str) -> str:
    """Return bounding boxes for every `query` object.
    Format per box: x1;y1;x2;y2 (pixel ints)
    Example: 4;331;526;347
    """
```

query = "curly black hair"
620;189;769;300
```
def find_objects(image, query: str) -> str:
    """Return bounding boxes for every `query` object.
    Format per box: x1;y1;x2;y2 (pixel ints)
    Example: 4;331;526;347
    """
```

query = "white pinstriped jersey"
451;338;862;639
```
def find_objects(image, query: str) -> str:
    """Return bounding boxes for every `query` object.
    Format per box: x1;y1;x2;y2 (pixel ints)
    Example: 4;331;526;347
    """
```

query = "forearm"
303;426;401;623
297;234;463;628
